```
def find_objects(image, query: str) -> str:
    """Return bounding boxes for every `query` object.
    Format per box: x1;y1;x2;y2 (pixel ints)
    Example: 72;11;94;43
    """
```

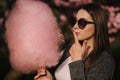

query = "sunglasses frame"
77;18;95;29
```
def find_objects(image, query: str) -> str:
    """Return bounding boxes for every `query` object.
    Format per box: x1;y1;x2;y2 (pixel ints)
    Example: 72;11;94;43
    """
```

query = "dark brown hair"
75;3;111;73
79;3;109;69
74;3;115;80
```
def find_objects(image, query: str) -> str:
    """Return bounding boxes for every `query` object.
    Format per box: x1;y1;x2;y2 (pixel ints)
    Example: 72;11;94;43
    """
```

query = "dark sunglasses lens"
78;19;86;29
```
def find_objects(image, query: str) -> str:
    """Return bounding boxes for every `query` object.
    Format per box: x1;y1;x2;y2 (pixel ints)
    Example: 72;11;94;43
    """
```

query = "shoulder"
93;50;114;70
98;51;114;63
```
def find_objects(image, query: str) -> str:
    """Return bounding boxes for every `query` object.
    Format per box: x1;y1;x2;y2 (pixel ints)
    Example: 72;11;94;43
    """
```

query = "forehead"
76;9;93;21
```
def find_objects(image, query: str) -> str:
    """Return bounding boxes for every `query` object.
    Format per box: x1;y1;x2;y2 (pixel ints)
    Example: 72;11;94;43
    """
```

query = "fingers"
34;71;46;80
38;66;46;73
34;70;52;80
34;68;46;80
73;32;79;44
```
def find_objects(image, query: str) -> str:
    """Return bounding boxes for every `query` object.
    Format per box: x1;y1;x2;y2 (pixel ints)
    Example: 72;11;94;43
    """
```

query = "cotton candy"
5;0;64;74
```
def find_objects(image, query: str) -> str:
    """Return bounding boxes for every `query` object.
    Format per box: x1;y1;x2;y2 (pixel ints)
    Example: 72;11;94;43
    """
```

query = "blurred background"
0;0;120;80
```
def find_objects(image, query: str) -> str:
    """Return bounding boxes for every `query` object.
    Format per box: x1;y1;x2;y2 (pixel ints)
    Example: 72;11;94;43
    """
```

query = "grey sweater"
51;50;114;80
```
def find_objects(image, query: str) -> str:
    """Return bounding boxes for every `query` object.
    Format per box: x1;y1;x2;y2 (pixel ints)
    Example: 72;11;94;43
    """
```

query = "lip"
75;32;80;36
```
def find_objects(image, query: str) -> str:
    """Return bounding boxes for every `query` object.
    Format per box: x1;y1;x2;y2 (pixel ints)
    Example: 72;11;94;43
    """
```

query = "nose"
72;23;79;31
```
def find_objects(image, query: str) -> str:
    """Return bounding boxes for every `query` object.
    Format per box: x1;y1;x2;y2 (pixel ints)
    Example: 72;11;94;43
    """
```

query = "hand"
34;67;52;80
69;32;90;61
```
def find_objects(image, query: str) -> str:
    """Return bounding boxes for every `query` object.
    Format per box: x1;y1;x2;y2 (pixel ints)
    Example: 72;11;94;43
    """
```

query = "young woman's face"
72;9;95;41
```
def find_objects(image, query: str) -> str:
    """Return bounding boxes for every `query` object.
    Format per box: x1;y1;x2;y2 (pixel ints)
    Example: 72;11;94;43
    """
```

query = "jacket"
49;48;114;80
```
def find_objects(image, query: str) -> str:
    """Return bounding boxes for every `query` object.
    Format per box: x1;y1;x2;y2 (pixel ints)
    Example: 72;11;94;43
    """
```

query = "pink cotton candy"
5;0;64;74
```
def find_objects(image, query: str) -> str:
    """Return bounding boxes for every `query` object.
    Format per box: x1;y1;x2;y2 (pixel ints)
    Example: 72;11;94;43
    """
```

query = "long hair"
75;3;110;73
70;3;115;80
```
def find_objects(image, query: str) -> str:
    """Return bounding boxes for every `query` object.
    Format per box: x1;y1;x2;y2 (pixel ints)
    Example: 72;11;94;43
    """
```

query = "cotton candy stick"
5;0;64;74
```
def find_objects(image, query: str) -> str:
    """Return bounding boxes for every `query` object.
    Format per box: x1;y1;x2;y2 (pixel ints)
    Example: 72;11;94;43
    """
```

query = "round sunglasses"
77;19;95;29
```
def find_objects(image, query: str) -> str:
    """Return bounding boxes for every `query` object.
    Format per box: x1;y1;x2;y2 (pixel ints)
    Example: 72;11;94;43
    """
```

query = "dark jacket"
49;48;114;80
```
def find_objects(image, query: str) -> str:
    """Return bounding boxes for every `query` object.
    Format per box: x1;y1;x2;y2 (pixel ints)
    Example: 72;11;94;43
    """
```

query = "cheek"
85;26;95;35
78;26;95;40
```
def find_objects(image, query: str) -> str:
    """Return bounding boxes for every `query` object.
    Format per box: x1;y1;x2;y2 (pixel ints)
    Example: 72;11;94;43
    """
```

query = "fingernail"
38;69;45;73
41;71;46;75
40;70;47;75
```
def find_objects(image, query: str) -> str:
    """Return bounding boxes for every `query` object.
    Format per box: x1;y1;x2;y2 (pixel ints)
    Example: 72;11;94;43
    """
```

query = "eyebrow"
76;15;87;21
77;17;94;22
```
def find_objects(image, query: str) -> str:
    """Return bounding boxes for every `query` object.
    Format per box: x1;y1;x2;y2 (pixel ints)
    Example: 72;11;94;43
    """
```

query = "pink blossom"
111;28;118;33
104;6;119;13
104;6;120;40
54;0;93;7
54;0;70;7
0;18;3;26
109;37;115;43
60;14;67;22
59;14;67;25
114;13;120;29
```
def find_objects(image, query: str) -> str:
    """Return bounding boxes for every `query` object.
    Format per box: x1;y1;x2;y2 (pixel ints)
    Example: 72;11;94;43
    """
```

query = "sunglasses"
77;19;95;29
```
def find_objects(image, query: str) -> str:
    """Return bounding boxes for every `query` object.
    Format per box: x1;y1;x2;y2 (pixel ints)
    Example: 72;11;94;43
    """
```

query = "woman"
34;3;114;80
